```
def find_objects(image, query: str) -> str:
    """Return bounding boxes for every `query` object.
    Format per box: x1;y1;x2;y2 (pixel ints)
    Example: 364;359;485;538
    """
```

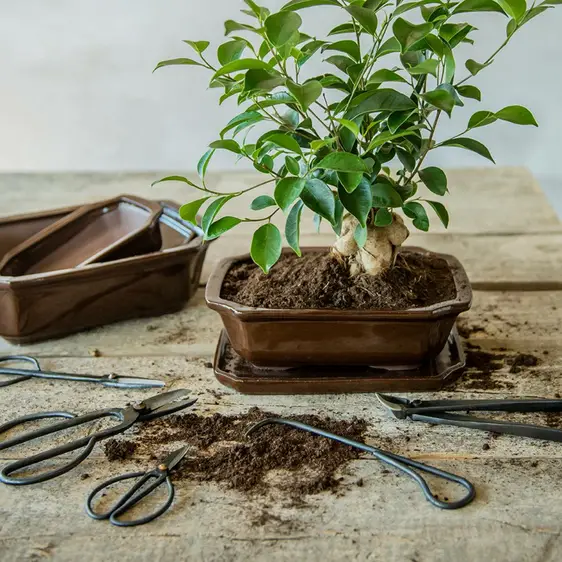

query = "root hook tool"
0;389;197;485
0;355;164;389
377;394;562;442
246;417;475;510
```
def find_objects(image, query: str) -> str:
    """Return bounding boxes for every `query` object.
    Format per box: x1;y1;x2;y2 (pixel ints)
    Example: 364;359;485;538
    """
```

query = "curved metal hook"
0;356;40;388
247;418;476;510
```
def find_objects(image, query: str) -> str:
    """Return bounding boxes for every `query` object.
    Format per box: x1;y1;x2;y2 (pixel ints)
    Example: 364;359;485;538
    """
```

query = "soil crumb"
104;439;137;462
221;251;456;310
104;408;368;499
507;353;539;374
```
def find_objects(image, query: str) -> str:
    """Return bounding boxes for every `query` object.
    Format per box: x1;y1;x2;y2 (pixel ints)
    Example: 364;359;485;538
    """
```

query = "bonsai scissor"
86;446;191;527
0;355;164;389
0;389;197;485
377;394;562;442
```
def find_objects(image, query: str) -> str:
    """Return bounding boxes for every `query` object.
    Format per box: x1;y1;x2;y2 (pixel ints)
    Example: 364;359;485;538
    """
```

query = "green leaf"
403;201;430;231
224;20;260;36
298;40;326;66
374;208;393;227
285;200;304;256
245;69;285;92
377;37;401;57
265;11;302;46
152;175;201;189
217;40;247;66
338;181;372;227
258;132;303;155
325;55;356;73
466;59;491;76
440;137;495;163
251;224;283;273
275;177;306;211
423;88;455;115
345;6;378;34
179;197;209;225
285;156;301;175
372;183;403;207
184;40;210;54
387;110;416;133
301;179;336;223
468;110;497;129
346;89;416;120
426;200;450;228
453;0;506;14
251;195;277;211
439;23;476;47
201;196;233;234
243;0;270;19
419;167;448;196
496;105;538;126
197;149;215;179
366;128;420;151
213;59;271;79
392;18;433;53
457;85;482;101
286;80;323;110
282;0;340;10
328;23;356;35
154;58;205;72
437;83;464;107
206;216;242;240
354;223;368;248
336;118;361;137
338;172;364;193
322;40;361;62
221;111;264;138
495;0;527;20
407;59;439;77
367;69;408;85
209;139;242;154
317;152;370;173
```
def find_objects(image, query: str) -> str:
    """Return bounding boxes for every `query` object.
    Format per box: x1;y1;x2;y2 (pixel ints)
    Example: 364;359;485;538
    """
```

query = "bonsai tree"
155;0;556;275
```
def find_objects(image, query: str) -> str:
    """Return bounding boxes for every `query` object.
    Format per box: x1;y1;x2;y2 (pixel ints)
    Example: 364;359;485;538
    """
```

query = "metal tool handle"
408;398;562;415
247;418;476;511
411;412;562;443
0;356;40;387
86;471;174;527
0;408;135;485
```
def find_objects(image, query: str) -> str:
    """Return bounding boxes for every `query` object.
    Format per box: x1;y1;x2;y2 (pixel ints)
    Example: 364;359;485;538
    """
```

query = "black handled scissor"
377;394;562;442
0;355;164;389
86;446;190;527
0;389;197;485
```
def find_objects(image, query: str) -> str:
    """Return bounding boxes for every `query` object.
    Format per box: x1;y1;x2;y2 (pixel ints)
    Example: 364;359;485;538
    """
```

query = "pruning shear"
86;446;191;527
0;355;164;389
377;394;562;442
0;389;197;485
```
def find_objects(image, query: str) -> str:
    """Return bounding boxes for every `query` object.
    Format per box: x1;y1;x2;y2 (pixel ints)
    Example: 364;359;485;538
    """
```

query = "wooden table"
0;168;561;562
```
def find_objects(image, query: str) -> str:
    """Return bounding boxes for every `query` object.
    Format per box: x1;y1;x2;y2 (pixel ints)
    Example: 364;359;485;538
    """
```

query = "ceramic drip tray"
0;196;163;276
0;198;208;343
213;327;466;394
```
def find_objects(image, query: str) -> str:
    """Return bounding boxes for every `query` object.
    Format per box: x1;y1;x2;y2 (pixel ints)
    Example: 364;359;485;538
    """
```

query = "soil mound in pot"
221;251;456;310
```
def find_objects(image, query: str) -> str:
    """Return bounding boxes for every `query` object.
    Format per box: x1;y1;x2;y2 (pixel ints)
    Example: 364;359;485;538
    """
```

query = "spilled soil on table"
103;408;369;499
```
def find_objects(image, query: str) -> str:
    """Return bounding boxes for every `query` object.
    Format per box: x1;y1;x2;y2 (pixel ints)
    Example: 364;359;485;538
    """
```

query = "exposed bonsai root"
333;213;410;277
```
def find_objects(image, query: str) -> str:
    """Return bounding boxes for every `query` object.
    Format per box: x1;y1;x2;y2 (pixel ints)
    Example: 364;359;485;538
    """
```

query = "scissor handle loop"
0;356;40;388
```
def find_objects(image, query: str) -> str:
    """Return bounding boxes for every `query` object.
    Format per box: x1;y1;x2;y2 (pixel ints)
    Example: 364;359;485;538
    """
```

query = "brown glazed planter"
206;247;472;368
0;200;208;343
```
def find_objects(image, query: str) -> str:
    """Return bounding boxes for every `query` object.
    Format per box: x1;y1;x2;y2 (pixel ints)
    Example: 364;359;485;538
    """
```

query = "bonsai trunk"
333;213;410;277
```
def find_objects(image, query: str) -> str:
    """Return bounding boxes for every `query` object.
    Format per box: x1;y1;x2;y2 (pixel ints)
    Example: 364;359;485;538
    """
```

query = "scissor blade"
102;376;165;389
138;389;197;421
161;446;191;472
376;394;410;418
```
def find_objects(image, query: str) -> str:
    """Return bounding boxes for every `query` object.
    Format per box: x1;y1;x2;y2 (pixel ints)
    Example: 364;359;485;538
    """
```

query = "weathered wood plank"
0;167;559;235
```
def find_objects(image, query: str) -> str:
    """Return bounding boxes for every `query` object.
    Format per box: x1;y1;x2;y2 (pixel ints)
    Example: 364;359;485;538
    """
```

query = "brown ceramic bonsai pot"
206;247;472;368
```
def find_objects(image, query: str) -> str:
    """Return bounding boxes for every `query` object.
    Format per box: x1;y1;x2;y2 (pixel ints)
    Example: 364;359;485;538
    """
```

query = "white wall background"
0;0;560;211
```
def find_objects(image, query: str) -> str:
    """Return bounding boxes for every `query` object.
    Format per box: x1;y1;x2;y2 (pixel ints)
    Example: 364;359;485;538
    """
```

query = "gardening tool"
0;389;197;485
0;355;165;389
377;394;562;442
86;445;191;527
246;418;476;510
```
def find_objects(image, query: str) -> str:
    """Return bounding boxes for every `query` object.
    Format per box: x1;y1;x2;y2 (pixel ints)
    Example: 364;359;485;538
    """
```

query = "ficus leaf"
209;139;242;153
197;149;215;179
377;37;401;57
354;223;368;248
251;224;283;273
251;195;277;211
179;197;209;225
465;58;491;76
154;58;205;72
285;200;304;256
152;175;201;189
224;20;260;35
468;110;497;129
457;85;482;101
206;216;242;240
258;132;303;155
221;111;264;138
201;196;234;234
184;40;210;54
374;208;393;227
422;88;455;115
426;200;450;228
372;183;403;208
494;0;527;20
345;5;378;34
496;105;538;126
392;18;433;52
403;201;430;231
338;181;372;227
285;155;301;175
301;179;336;223
286;80;323;110
322;40;361;62
245;69;285;92
367;69;408;85
419;167;448;196
338;172;364;193
440;137;495;163
217;40;247;65
281;0;340;10
265;11;302;46
336;118;361;137
407;58;439;77
346;89;416;120
453;0;506;15
213;59;271;79
275;177;306;211
317;152;370;173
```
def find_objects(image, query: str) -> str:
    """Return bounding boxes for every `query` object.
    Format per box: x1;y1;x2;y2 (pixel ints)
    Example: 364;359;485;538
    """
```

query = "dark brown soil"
507;353;539;374
221;251;456;310
104;439;137;462
103;408;368;498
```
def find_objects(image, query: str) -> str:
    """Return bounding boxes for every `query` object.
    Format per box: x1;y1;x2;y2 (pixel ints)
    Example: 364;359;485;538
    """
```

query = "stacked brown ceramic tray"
0;195;209;343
